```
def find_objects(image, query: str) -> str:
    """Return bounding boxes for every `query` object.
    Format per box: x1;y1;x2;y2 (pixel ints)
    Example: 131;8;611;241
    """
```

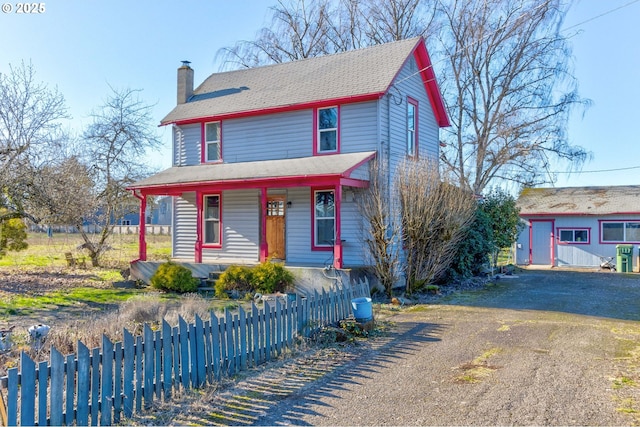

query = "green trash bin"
616;244;633;273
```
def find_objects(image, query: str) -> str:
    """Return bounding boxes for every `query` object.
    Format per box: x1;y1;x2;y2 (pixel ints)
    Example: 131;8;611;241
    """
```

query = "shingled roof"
517;186;640;216
162;37;448;126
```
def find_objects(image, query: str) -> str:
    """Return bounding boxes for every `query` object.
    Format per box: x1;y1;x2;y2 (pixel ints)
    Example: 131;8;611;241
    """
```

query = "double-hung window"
558;228;589;244
204;122;221;162
407;98;418;157
314;190;335;248
317;107;338;153
601;221;640;242
203;195;221;246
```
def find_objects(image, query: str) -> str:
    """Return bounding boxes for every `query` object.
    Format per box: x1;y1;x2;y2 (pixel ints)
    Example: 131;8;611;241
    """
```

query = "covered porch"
127;152;375;272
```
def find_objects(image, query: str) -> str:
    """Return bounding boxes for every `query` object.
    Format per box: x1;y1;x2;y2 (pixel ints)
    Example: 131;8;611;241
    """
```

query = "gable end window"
204;121;221;162
316;107;339;154
313;190;335;248
558;228;589;244
407;97;419;157
203;194;221;246
601;221;640;243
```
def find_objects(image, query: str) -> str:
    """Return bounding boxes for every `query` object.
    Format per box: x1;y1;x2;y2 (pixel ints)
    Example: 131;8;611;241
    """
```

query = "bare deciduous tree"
0;61;69;223
356;159;401;297
217;0;433;69
77;87;161;267
396;159;476;292
436;0;590;194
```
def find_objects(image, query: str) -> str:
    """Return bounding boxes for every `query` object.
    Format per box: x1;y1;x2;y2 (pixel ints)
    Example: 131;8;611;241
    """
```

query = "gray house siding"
173;193;197;259
174;124;200;166
223;110;312;163
203;190;260;263
340;101;379;154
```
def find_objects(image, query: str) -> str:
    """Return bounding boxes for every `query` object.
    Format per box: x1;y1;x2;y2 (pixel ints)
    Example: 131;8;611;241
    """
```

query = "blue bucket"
351;297;373;323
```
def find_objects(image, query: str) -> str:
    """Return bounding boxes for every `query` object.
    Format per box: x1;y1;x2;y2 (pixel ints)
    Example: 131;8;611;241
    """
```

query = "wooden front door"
266;197;286;260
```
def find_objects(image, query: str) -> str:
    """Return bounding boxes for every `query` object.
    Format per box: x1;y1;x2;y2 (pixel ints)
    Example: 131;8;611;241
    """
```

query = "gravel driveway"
134;269;640;426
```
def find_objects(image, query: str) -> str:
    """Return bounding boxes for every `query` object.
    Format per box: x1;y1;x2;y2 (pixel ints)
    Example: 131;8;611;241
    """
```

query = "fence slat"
251;304;260;366
65;354;76;426
172;326;180;391
210;312;221;381
188;323;197;387
162;320;173;398
7;368;18;426
20;353;36;427
91;347;100;426
154;330;162;399
101;336;114;426
233;313;240;371
76;342;90;426
195;315;206;388
224;310;235;375
239;306;247;370
123;329;134;419
135;335;143;413
114;340;122;425
178;317;189;389
203;319;213;383
50;348;65;426
37;360;47;427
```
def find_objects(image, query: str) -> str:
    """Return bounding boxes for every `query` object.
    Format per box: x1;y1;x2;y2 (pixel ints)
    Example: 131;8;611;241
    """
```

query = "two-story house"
128;37;449;281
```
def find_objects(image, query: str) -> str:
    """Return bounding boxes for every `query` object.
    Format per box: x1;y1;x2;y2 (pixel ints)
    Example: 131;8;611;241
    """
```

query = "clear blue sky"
1;0;638;189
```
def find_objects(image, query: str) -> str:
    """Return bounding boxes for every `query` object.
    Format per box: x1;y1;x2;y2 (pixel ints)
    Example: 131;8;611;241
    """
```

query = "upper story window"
407;97;418;157
601;221;640;243
204;121;221;162
316;107;339;154
558;228;589;244
313;190;335;248
203;194;221;246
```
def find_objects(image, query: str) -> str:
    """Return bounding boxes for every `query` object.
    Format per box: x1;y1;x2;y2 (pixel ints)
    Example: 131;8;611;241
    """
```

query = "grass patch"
613;376;637;389
0;287;148;317
455;347;502;383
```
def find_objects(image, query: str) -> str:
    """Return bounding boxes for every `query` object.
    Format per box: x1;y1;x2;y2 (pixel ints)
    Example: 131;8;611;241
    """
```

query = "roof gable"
162;37;449;127
517;186;640;216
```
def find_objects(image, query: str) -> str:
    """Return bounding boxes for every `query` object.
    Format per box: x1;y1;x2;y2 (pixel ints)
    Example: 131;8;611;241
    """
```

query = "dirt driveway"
133;269;640;426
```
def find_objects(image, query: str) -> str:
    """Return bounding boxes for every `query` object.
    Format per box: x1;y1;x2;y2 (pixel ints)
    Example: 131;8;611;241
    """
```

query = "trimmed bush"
214;261;295;298
150;262;199;293
252;261;294;294
214;265;254;298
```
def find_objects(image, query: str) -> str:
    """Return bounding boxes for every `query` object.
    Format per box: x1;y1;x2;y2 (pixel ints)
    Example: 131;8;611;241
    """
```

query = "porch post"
259;188;268;262
138;193;147;261
334;184;343;269
195;191;203;263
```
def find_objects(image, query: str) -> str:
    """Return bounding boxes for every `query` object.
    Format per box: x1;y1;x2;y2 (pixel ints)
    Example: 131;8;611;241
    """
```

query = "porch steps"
198;271;222;293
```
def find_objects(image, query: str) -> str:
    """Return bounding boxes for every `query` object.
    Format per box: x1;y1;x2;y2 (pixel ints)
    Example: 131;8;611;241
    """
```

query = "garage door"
531;220;553;265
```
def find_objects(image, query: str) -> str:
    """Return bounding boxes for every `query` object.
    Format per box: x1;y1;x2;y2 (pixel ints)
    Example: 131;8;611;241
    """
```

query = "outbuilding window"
558;228;589;244
601;221;640;243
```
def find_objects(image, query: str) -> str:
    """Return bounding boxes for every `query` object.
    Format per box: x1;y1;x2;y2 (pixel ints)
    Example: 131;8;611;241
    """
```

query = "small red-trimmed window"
203;194;221;246
317;107;338;153
407;98;418;157
314;190;335;248
204;121;221;162
558;228;589;244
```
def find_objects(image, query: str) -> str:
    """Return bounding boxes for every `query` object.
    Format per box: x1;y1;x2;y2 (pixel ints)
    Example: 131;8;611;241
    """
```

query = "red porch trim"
195;190;203;263
132;191;147;261
334;185;343;269
259;188;268;262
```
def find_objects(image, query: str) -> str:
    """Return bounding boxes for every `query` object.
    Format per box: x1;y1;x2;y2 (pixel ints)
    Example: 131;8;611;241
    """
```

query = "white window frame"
313;189;335;248
203;194;221;246
317;107;338;153
407;98;418;157
601;220;640;243
204;121;221;162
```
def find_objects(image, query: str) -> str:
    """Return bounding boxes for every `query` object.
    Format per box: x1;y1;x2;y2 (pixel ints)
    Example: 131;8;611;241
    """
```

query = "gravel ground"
133;269;640;426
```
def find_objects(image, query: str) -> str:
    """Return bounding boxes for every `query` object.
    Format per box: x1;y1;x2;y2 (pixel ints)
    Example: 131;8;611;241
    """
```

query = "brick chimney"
177;61;194;104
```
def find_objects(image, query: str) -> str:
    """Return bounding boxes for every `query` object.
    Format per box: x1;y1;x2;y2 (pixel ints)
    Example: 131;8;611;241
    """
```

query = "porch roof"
128;151;376;194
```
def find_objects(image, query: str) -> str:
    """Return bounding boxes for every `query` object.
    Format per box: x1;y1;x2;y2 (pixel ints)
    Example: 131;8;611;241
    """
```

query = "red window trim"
407;96;419;158
598;219;640;244
201;121;223;164
201;193;223;249
556;227;591;245
313;106;340;156
311;188;335;251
